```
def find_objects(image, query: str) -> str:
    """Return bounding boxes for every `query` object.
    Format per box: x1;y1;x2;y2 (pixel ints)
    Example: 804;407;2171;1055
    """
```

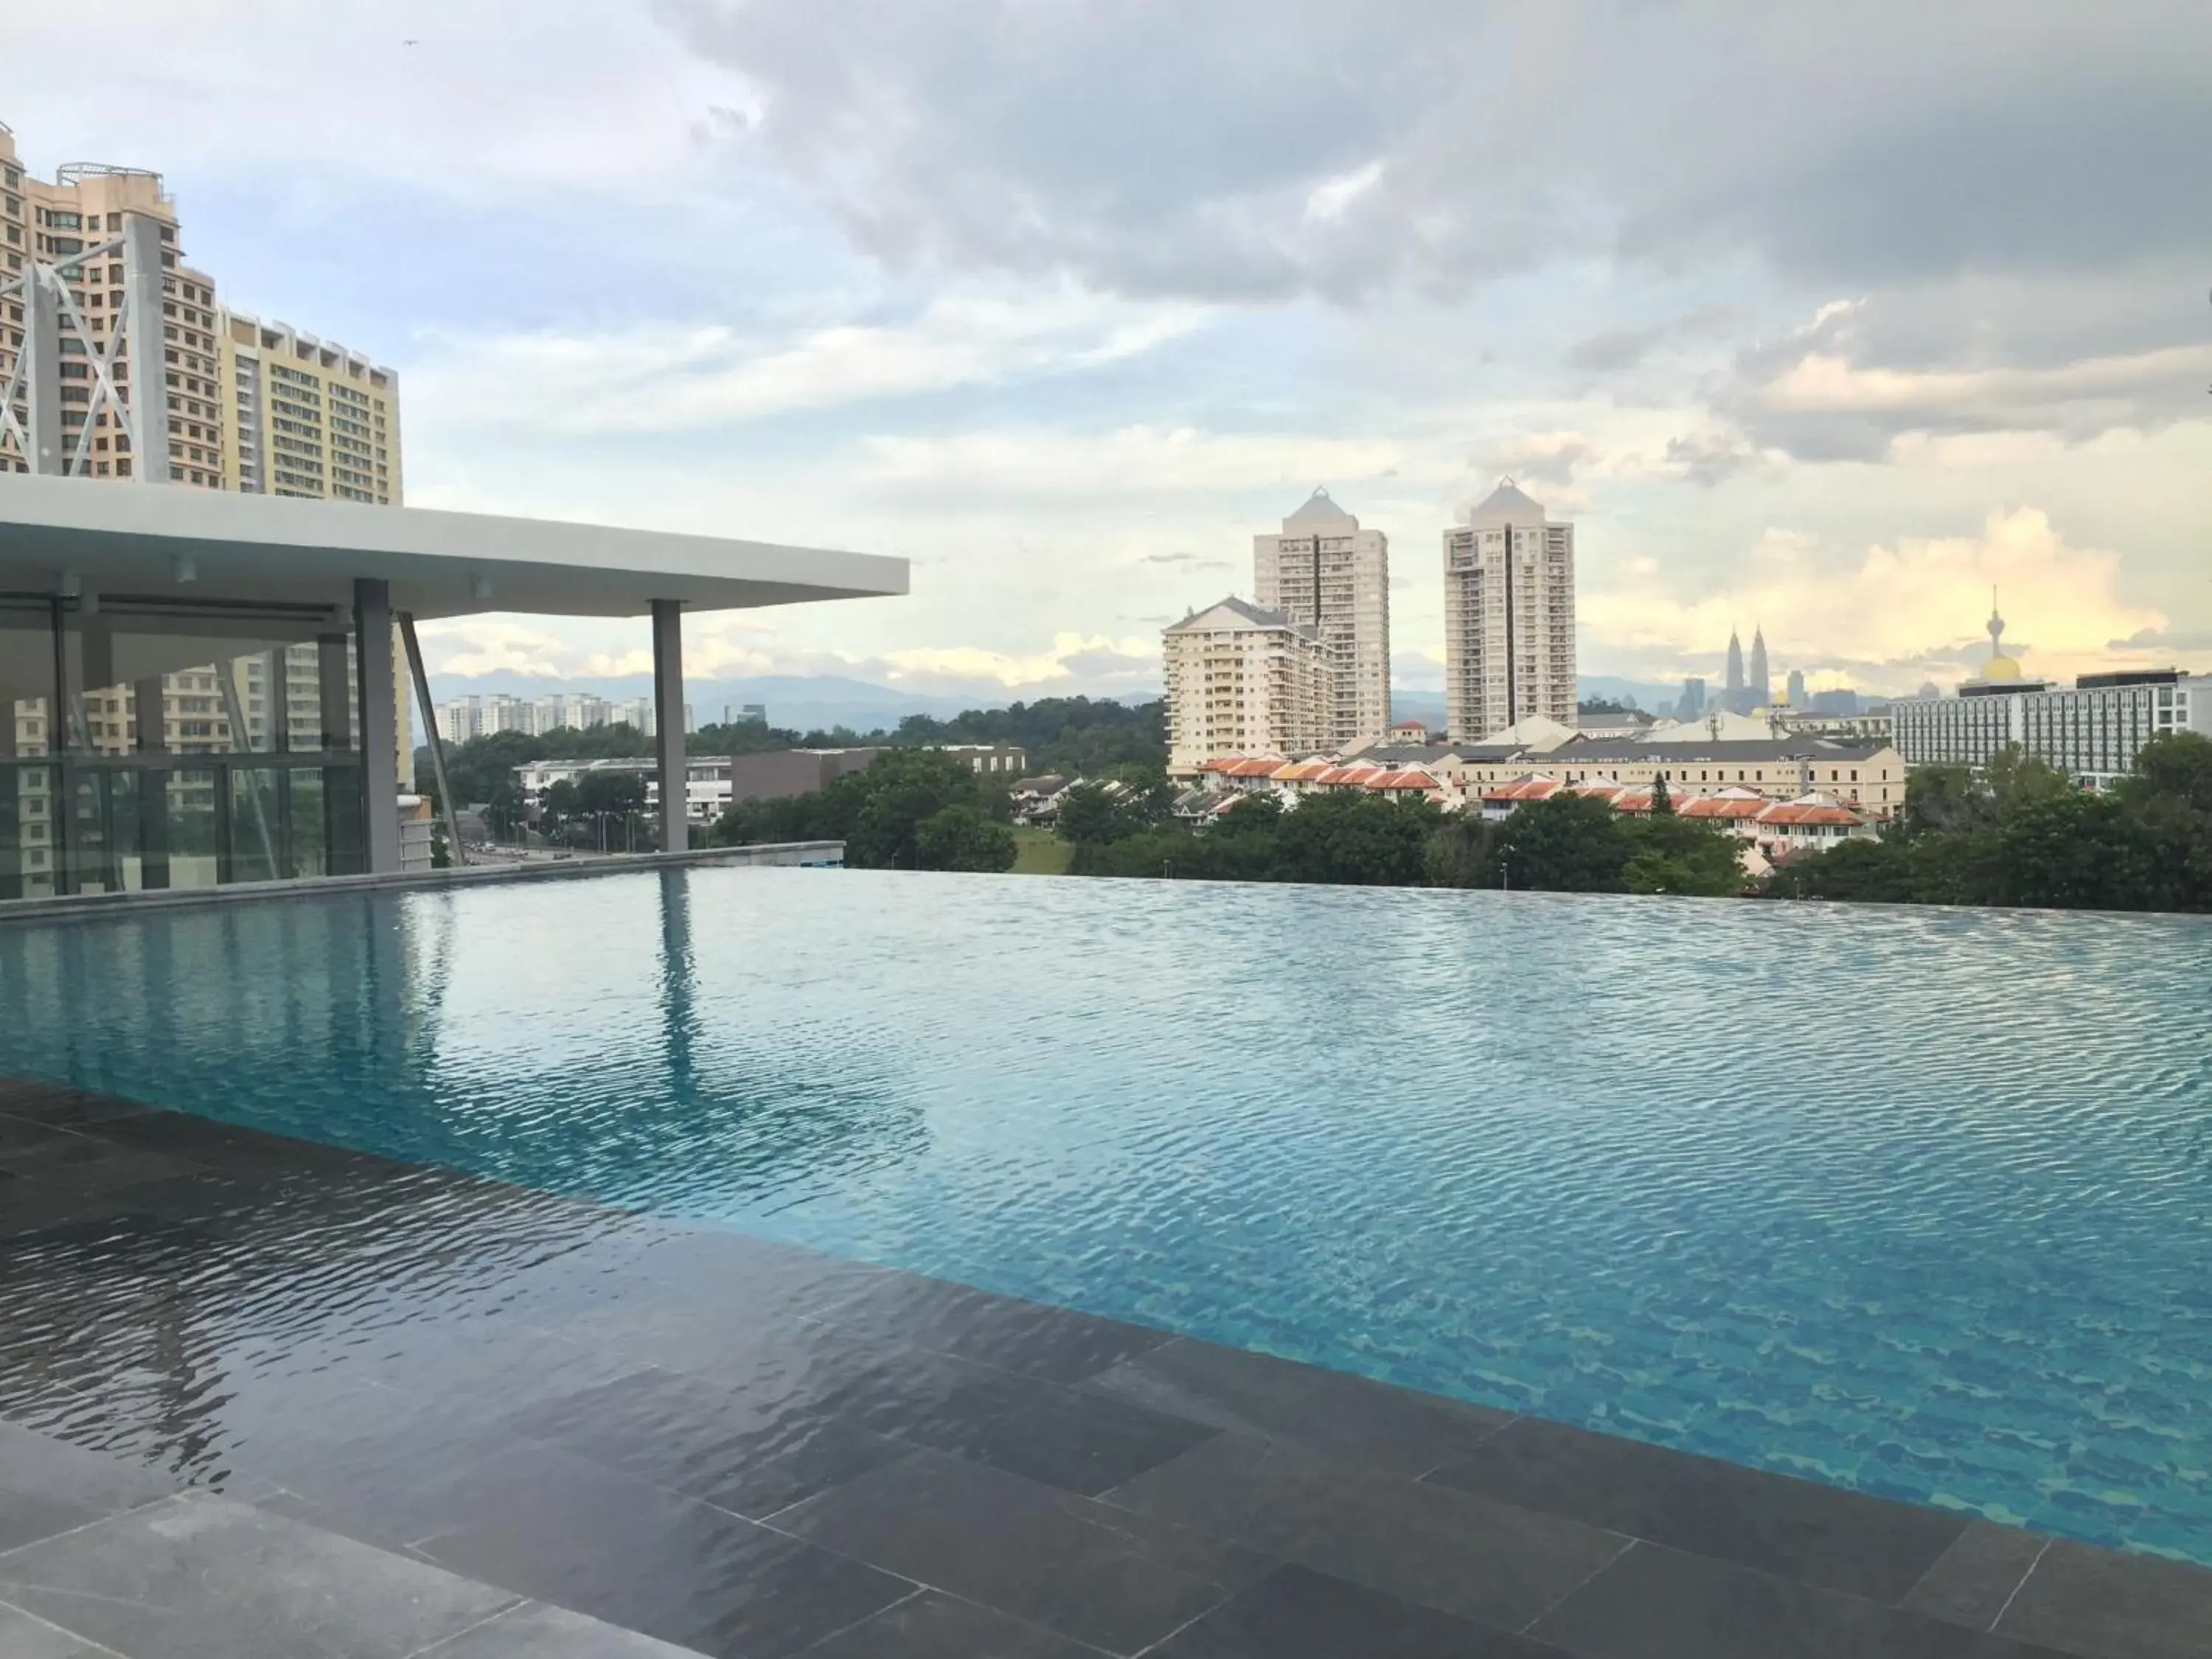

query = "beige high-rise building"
1163;597;1331;771
1253;488;1391;747
221;311;400;504
1;116;409;783
1443;479;1577;742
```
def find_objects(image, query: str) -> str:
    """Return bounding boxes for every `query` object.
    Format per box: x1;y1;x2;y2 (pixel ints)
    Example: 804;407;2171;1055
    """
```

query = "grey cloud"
1568;304;1740;373
1142;551;1231;568
2112;627;2212;653
656;0;2210;315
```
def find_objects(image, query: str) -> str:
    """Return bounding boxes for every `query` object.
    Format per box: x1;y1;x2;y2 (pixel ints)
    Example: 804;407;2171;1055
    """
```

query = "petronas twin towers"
1724;625;1770;715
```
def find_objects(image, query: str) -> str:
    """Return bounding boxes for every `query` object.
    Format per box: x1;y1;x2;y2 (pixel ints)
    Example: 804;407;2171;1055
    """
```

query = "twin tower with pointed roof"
1222;480;1576;754
1166;482;1577;768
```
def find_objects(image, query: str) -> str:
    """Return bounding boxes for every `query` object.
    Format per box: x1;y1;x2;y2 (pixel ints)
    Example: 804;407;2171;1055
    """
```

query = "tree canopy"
1764;734;2212;913
710;748;1015;873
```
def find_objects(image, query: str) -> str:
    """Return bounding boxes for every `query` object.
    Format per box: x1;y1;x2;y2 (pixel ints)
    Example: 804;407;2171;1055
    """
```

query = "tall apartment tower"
1;117;410;782
1252;488;1391;748
1441;480;1577;742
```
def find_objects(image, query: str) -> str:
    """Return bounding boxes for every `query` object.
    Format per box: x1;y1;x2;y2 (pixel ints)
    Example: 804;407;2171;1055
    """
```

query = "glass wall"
1;589;368;899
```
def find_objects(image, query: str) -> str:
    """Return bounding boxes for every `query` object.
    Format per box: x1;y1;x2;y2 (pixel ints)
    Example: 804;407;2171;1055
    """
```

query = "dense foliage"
709;748;1015;872
880;698;1166;776
1762;734;2212;912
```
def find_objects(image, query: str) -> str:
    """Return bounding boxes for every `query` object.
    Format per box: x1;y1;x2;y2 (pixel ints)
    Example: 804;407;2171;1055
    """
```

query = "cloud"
880;632;1156;689
655;0;2212;307
857;424;1419;503
1708;299;2212;462
1579;507;2168;693
406;291;1205;436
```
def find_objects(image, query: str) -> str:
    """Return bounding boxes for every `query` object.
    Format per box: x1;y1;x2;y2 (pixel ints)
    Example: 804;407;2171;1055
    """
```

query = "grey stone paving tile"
0;1115;73;1160
416;1455;913;1659
1529;1540;2079;1659
1902;1522;2051;1629
0;1422;175;1518
1426;1415;1971;1603
1992;1538;2212;1659
0;1087;155;1132
816;1275;1175;1383
410;1599;712;1656
0;1600;119;1658
501;1365;918;1518
0;1494;518;1659
773;1447;1270;1656
1103;1432;1628;1632
1082;1337;1514;1477
0;1138;199;1196
1150;1562;1574;1658
797;1589;1102;1658
0;1488;104;1556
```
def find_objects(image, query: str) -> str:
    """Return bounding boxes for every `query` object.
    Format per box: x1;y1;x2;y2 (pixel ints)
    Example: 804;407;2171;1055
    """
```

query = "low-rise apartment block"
1164;597;1331;771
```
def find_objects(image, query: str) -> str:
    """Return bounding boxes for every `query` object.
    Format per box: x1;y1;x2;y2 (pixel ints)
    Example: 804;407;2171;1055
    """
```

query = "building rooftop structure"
1;474;905;898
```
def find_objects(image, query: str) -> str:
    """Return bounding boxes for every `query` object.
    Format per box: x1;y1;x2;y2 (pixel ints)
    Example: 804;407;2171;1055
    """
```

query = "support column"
652;599;687;853
399;614;467;869
134;677;169;891
317;633;353;751
119;213;173;483
354;580;401;874
24;268;63;476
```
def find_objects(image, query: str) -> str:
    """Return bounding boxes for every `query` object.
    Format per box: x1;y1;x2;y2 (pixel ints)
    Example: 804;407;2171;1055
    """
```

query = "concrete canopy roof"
0;474;908;619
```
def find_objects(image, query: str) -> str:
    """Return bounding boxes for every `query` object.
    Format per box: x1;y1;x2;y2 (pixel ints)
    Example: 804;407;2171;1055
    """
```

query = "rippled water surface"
3;868;2209;1558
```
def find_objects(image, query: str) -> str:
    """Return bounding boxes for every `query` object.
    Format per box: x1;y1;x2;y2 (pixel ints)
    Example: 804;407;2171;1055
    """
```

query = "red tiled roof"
1679;796;1768;820
1368;769;1442;791
1759;799;1863;826
1483;776;1561;802
1229;757;1288;778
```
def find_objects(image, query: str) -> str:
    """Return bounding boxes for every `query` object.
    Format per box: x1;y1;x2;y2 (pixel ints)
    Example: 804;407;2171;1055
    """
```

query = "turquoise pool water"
2;867;2209;1559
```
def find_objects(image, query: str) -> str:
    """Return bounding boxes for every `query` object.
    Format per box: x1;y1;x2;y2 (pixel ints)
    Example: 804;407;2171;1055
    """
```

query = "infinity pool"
2;867;2208;1559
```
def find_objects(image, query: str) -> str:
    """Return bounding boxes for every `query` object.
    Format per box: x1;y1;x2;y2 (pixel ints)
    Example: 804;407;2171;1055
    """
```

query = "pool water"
3;867;2209;1559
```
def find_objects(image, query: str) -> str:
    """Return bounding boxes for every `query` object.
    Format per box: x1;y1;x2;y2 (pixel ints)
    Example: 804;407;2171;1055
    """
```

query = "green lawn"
1011;826;1074;874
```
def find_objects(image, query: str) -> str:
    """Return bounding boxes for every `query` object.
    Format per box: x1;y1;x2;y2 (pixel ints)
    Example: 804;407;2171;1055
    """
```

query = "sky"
5;1;2208;707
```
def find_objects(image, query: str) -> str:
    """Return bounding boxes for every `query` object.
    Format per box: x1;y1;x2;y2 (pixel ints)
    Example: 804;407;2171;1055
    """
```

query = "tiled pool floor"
1;1075;2208;1659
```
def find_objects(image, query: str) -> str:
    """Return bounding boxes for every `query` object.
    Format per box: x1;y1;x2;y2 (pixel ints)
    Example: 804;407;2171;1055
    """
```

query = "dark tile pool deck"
1;1076;2207;1659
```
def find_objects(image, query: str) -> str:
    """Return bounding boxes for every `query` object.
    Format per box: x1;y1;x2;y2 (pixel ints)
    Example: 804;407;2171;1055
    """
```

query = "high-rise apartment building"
1441;480;1577;742
1;116;408;784
1163;597;1330;770
1253;489;1390;746
221;311;400;504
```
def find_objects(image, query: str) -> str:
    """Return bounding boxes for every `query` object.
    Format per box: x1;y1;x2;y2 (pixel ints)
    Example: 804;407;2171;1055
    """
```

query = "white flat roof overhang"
0;474;908;619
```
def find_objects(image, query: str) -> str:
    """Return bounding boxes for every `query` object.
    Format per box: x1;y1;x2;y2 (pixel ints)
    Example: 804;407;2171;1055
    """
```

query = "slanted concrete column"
354;579;401;874
652;599;686;852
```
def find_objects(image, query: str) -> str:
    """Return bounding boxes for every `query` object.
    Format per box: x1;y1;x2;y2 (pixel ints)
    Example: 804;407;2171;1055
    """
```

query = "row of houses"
1187;751;1876;863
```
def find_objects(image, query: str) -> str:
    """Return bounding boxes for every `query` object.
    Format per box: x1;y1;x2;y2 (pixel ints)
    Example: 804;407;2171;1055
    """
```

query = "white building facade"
1443;481;1577;743
1253;489;1391;747
1891;671;2212;787
1162;597;1331;771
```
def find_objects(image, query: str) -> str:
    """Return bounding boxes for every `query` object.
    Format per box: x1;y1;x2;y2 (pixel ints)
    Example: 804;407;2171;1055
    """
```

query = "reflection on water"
2;868;2211;1557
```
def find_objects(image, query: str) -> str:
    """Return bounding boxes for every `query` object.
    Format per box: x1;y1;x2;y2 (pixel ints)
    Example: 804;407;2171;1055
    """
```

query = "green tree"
1424;815;1496;888
914;804;1018;872
1902;763;1992;838
542;778;580;824
1622;813;1743;896
1489;793;1632;892
575;769;648;816
2118;731;2212;815
1272;793;1441;886
1649;773;1674;815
